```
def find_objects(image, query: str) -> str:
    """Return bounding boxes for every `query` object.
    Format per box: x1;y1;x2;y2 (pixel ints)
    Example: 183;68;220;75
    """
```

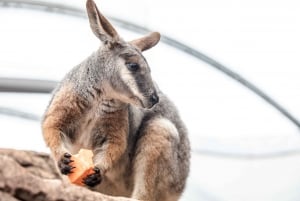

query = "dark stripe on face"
133;71;153;97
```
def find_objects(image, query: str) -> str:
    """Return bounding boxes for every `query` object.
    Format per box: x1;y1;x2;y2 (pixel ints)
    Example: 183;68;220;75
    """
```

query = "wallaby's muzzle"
148;92;159;108
140;91;159;109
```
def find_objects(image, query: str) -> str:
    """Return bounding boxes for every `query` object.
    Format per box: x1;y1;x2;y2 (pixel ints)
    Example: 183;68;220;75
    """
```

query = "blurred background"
0;0;300;200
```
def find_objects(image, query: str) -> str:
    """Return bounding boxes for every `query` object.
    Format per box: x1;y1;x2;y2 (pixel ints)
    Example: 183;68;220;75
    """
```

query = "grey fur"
42;0;190;200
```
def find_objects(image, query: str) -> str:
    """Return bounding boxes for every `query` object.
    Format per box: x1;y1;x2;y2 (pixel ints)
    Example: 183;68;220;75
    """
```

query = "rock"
0;149;137;201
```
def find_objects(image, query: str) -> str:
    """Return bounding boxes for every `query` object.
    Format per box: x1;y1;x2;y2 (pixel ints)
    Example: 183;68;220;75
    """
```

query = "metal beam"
0;78;57;93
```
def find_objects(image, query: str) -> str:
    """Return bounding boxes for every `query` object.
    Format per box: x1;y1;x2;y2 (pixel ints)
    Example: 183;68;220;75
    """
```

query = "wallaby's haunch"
42;0;190;200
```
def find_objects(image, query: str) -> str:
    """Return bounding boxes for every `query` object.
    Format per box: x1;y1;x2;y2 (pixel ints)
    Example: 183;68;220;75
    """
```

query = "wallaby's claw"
64;153;72;158
58;152;75;175
82;167;102;187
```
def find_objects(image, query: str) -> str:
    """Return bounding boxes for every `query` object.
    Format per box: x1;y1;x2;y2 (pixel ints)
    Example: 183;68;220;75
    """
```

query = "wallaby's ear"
86;0;120;43
130;32;161;51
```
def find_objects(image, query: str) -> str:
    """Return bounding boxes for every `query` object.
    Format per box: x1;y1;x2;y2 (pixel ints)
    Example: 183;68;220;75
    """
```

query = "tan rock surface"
0;149;137;201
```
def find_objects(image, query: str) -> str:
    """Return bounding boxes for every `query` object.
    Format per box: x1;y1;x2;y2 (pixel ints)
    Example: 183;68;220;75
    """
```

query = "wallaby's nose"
149;93;159;106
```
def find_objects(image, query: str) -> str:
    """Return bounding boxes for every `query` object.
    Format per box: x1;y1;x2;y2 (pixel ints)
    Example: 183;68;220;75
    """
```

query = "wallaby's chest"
69;101;102;152
71;99;130;151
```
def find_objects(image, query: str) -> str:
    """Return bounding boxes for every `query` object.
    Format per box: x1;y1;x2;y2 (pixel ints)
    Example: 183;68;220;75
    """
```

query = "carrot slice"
68;149;94;186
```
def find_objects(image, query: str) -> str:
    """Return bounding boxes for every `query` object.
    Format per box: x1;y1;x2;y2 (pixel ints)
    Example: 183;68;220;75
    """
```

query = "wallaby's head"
86;0;160;109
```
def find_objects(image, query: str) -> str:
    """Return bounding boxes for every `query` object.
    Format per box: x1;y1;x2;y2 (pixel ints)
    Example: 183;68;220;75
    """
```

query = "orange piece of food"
68;149;94;186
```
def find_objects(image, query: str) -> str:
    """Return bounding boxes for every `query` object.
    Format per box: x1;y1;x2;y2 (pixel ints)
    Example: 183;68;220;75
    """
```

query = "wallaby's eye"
126;63;140;72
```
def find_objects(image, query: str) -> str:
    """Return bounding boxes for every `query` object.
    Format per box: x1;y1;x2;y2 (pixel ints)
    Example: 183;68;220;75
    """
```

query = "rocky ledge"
0;149;136;201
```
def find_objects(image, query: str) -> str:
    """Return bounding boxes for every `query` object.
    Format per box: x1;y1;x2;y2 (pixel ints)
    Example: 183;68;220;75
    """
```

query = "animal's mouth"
132;96;146;108
131;95;158;109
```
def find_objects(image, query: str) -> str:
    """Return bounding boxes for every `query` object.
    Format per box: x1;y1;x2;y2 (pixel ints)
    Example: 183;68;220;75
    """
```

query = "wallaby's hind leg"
132;118;182;201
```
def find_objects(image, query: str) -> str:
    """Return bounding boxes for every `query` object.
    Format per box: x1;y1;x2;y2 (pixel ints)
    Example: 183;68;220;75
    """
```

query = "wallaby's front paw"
83;167;102;187
58;153;75;175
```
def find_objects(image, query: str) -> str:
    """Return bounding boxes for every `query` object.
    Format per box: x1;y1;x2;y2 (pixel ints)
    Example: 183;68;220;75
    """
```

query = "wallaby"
42;0;190;200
